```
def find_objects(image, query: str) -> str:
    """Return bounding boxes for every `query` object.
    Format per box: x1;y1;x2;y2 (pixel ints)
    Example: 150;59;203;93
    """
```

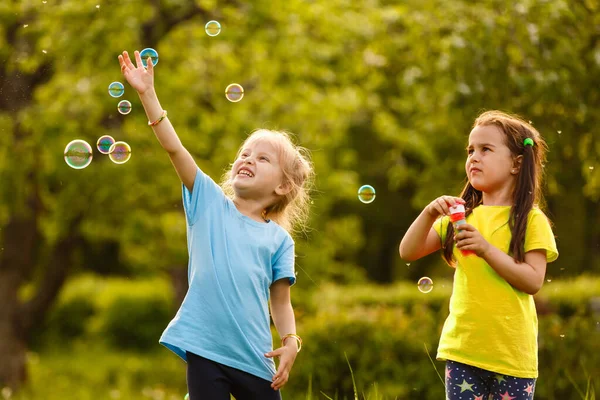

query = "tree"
0;0;598;390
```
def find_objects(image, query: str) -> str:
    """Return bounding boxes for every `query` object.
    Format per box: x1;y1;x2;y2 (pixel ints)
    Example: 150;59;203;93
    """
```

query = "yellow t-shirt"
433;205;558;378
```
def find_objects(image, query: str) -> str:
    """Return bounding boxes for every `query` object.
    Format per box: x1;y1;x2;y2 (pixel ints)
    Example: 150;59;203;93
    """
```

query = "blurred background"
0;0;598;399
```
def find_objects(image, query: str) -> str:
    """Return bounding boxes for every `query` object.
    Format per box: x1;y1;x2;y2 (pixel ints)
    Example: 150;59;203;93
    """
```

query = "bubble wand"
449;204;475;256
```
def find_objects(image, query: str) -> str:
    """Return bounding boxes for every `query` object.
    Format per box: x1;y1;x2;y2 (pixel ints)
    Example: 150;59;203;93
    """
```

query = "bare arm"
482;247;547;295
119;50;197;191
399;209;441;261
266;278;298;390
455;224;547;295
399;195;465;261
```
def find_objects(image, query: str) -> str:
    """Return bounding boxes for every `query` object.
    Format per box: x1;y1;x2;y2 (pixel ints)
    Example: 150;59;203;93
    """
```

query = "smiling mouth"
237;169;254;178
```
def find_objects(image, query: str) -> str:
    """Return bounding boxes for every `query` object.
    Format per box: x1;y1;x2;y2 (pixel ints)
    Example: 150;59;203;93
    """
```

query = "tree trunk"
0;272;28;391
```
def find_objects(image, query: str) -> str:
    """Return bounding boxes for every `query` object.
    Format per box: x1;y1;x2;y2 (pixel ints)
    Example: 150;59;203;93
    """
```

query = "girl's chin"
468;181;485;191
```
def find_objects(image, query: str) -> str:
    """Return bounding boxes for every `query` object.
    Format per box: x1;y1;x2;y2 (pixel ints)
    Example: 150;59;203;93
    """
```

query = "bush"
100;293;172;350
287;277;599;400
37;274;598;399
40;274;175;351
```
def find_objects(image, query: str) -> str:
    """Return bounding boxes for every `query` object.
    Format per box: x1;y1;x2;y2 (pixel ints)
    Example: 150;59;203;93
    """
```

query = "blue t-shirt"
159;168;296;381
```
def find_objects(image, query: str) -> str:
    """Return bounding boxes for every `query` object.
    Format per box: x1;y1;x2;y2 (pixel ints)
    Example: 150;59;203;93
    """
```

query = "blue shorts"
445;360;536;400
186;351;281;400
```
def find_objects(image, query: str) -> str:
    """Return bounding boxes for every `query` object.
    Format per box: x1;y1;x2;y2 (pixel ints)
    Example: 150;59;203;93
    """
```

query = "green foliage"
13;344;187;400
37;274;174;351
100;293;172;350
1;0;598;294
1;0;599;392
32;274;599;399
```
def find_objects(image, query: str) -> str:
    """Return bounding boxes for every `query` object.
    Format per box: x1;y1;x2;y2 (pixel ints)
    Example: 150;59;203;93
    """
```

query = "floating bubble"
205;20;222;36
417;277;433;293
64;139;93;169
108;141;132;164
184;394;189;400
225;83;244;102
140;48;159;67
108;82;124;98
358;185;376;204
97;135;115;154
117;100;132;115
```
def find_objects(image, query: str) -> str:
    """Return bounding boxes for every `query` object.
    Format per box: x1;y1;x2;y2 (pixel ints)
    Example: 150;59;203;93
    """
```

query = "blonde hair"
220;129;314;235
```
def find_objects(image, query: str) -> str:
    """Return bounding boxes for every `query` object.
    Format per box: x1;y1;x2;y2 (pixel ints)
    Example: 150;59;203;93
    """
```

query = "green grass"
5;343;597;400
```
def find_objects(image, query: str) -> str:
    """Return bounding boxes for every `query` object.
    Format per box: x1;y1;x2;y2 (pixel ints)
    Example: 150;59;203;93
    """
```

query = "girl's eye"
467;149;474;155
483;147;490;152
259;156;269;161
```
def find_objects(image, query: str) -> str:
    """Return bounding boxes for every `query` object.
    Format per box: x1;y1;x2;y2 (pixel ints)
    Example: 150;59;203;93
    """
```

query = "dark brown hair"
442;110;548;265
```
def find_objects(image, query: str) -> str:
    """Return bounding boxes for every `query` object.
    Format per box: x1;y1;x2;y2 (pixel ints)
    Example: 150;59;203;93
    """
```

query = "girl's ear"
275;179;293;196
512;155;523;172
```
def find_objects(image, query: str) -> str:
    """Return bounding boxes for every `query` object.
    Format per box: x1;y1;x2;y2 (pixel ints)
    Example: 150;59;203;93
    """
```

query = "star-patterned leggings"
445;360;536;400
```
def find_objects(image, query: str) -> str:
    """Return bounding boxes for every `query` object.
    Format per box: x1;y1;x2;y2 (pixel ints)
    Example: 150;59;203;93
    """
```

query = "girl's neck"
232;197;269;223
481;191;513;206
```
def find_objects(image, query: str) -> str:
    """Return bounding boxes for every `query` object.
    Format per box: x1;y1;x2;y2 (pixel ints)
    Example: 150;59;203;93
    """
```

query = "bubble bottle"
449;204;475;256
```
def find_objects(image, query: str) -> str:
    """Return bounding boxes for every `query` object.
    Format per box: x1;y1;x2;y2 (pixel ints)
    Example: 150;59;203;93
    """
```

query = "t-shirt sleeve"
272;234;296;286
182;167;225;226
433;215;451;242
525;208;559;262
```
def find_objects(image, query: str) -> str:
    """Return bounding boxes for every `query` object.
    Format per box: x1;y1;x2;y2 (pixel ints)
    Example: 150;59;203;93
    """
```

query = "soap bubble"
417;277;433;293
108;82;124;98
358;185;376;204
205;20;222;36
97;135;115;154
108;141;132;164
225;83;244;102
140;48;159;68
64;139;93;169
117;100;132;115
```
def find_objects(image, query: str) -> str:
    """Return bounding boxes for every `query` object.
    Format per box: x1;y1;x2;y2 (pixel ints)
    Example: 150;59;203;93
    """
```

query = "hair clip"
523;138;534;147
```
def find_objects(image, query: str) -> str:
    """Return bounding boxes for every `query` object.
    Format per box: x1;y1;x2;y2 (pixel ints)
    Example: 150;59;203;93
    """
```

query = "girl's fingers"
146;56;154;75
123;51;136;69
438;199;450;215
134;50;143;69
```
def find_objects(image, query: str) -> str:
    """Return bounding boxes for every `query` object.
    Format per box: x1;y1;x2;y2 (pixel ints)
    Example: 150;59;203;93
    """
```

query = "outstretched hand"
118;50;154;95
265;345;298;390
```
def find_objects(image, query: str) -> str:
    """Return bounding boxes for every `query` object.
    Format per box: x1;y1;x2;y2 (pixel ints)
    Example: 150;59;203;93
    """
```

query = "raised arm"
119;50;197;191
399;195;465;261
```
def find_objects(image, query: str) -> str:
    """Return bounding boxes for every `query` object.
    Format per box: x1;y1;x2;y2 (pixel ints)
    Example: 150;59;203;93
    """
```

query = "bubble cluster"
64;139;93;169
225;83;244;102
358;185;376;204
